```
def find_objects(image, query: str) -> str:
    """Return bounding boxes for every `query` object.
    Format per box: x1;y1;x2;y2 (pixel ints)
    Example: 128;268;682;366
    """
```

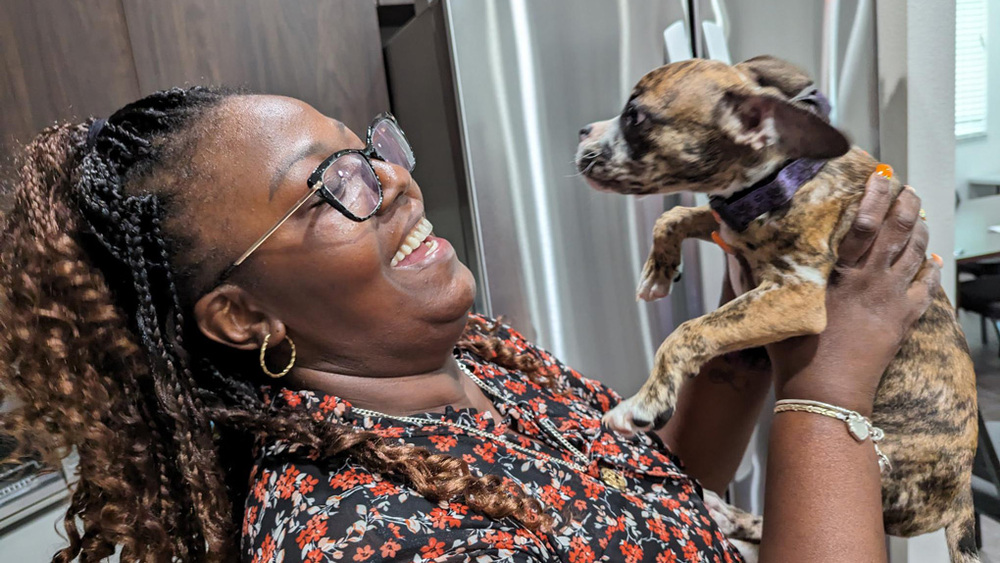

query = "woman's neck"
287;354;499;418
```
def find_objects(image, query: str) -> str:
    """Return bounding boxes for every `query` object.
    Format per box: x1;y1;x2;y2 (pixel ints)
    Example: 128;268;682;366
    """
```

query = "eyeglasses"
217;113;415;282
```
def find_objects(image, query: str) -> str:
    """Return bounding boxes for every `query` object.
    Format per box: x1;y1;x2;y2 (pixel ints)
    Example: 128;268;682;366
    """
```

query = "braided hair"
0;87;555;562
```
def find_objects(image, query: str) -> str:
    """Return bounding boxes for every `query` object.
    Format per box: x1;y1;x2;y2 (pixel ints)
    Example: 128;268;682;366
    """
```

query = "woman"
0;87;937;562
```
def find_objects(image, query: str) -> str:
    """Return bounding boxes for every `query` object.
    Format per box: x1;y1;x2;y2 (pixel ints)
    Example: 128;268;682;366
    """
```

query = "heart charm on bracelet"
846;413;870;441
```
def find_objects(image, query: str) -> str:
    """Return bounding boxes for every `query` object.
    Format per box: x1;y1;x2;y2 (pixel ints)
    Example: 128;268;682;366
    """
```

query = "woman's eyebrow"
269;140;329;199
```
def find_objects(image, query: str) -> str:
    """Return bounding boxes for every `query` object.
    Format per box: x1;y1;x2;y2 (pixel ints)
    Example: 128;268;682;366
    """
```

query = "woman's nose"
373;160;413;213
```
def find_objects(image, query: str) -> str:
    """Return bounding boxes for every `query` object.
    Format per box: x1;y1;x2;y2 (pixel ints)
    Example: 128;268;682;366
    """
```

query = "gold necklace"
350;358;628;490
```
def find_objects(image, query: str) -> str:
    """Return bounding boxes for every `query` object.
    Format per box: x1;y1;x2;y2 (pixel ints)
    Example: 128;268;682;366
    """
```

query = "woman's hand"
761;170;940;415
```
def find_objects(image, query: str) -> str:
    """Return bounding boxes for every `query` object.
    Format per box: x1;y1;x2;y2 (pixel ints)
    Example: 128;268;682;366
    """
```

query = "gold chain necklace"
349;357;628;490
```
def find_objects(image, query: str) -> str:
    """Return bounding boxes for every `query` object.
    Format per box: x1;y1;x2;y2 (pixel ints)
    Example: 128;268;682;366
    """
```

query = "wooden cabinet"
0;0;389;152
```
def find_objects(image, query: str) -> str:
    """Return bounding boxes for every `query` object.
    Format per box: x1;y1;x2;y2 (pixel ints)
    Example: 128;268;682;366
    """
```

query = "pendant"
846;413;870;441
600;467;627;490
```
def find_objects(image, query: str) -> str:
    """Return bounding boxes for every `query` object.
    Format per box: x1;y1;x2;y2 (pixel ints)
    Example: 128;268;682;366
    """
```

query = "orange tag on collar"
712;231;735;255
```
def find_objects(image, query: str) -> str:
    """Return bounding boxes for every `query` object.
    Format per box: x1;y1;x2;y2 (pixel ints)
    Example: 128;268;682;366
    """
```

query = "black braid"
70;87;238;560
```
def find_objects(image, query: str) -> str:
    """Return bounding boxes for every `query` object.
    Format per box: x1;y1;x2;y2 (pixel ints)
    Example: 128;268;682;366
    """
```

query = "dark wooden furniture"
1;0;389;154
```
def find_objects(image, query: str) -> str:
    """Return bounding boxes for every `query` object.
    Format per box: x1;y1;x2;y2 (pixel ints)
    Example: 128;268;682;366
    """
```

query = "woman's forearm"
760;408;886;562
658;350;772;493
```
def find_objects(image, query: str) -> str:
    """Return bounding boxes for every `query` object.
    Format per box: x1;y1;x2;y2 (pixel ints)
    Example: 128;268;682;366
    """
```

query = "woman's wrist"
773;364;877;417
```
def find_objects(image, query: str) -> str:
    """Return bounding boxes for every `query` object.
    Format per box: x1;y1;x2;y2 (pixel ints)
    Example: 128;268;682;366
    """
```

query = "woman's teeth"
391;217;434;266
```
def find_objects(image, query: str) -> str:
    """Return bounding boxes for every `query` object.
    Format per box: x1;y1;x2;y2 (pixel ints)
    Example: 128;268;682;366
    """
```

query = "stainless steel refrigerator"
385;0;880;516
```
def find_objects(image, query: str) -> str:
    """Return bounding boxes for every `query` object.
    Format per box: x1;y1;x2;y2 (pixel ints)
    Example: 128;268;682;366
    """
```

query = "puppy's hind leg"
638;205;717;301
945;487;981;563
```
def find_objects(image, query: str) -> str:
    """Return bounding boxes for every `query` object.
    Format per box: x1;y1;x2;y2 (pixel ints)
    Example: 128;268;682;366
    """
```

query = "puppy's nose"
579;125;593;141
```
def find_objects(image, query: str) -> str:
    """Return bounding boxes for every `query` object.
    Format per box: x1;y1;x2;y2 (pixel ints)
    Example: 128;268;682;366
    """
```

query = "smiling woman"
0;85;938;563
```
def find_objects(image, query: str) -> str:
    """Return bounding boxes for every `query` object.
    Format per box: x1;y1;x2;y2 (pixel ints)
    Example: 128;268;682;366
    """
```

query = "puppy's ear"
716;91;850;160
735;56;813;98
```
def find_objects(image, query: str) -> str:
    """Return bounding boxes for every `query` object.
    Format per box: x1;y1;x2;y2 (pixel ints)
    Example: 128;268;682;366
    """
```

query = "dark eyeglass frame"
216;112;413;283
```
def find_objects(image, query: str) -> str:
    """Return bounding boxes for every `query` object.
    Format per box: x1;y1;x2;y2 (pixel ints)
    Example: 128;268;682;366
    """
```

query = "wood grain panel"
121;0;389;134
0;0;140;150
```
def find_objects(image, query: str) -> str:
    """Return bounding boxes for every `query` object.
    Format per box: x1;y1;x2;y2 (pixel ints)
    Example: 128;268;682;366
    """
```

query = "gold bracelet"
774;399;891;472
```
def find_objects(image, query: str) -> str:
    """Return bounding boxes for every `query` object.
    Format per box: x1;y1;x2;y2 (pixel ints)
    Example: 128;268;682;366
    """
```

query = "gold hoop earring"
259;333;296;378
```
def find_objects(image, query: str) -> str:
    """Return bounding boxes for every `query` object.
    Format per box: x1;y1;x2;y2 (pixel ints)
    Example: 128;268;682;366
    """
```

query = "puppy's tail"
945;487;981;563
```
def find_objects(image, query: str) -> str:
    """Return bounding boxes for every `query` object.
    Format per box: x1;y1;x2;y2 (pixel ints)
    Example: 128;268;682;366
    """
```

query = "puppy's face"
576;57;849;196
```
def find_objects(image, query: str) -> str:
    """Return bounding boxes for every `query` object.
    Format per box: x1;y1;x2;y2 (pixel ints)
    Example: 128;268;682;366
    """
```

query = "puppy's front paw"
602;395;671;436
637;259;682;302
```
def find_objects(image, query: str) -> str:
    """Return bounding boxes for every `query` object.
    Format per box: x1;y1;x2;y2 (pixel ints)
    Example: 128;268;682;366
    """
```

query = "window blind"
955;0;988;138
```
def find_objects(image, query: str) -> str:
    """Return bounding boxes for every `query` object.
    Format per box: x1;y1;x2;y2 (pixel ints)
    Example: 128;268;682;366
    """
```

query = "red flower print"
255;534;276;563
305;549;324;563
319;395;338;413
243;506;258;535
583;479;606;499
298;474;319;495
698;528;713;546
281;388;302;407
483;530;515;550
620;541;643;563
429;507;462;529
252;471;270;502
473;441;498;463
656;551;679;563
429;434;458;452
597;393;611;411
569;536;596;563
683;541;699;561
504;379;527;394
573;499;588;511
353;545;374;561
539;485;567;511
275;466;301;499
448;502;469;515
380;540;401;558
387;523;403;539
421;537;447;559
371;480;399;496
295;514;329;549
648;517;670;542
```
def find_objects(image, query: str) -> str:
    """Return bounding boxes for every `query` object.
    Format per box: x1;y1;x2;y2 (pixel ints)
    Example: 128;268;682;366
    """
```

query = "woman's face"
191;95;476;376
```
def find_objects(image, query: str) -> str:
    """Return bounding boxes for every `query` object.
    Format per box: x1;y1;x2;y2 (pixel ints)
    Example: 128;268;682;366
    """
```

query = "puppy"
575;56;978;561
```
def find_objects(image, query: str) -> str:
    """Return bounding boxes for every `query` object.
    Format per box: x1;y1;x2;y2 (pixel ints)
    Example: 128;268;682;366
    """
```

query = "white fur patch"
791;262;827;286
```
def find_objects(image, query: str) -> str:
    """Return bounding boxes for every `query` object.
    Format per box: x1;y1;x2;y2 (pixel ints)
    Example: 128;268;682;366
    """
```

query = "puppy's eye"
622;106;647;129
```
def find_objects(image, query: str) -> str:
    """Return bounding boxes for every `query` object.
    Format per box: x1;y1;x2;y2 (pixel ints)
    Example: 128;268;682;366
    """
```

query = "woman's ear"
194;285;285;351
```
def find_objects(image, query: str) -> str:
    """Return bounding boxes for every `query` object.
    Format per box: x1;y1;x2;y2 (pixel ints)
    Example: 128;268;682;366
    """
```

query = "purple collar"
709;157;827;231
709;88;831;232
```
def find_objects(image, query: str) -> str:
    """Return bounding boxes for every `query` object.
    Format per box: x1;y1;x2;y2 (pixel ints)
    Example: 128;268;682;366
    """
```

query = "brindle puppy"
575;56;978;561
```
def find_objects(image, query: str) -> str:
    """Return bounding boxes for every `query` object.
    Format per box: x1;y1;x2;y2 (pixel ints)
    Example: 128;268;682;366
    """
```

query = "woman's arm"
760;173;938;562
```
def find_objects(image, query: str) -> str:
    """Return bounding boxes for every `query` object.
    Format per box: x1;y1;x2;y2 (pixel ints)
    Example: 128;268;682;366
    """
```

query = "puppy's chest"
717;177;855;278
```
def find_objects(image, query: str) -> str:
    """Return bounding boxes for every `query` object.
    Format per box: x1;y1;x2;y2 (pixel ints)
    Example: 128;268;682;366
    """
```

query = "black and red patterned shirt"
242;316;744;563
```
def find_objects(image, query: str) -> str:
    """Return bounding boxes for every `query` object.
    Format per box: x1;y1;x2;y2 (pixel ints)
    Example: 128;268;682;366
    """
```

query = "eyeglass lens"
319;118;413;219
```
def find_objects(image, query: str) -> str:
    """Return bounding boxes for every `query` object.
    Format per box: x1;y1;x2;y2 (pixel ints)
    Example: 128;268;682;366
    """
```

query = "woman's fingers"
892;216;929;281
867;187;921;269
905;258;941;324
838;171;894;266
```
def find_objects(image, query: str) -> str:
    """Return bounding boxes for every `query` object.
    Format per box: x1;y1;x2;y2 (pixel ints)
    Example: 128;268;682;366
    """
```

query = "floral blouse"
242;316;744;563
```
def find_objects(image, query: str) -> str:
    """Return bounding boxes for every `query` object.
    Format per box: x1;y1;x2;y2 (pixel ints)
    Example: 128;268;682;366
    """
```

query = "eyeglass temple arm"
230;184;324;268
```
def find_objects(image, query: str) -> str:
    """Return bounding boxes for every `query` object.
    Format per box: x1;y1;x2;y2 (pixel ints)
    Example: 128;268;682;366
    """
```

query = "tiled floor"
962;311;1000;559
